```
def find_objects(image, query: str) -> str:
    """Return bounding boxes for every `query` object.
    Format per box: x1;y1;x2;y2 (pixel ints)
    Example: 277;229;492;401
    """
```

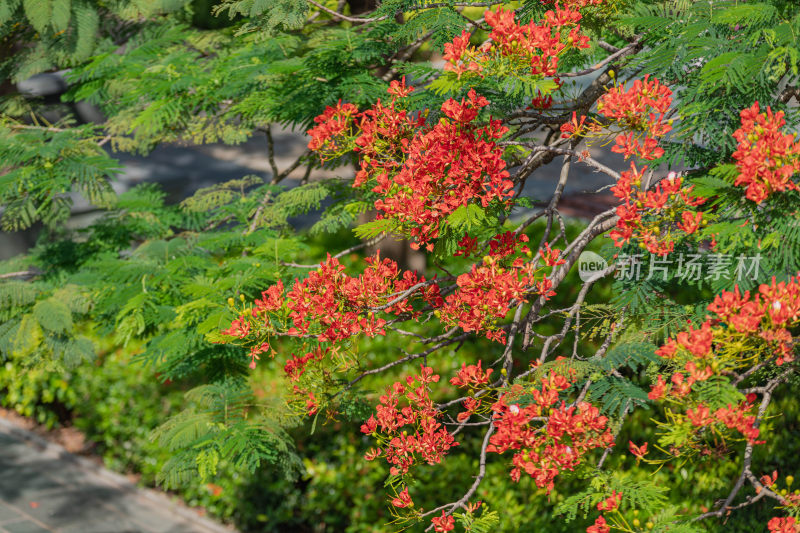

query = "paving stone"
0;419;233;533
58;515;143;533
0;464;69;503
0;502;25;524
0;520;52;533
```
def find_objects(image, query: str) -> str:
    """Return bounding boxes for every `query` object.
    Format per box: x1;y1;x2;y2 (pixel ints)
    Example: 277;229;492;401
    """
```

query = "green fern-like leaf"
33;298;73;334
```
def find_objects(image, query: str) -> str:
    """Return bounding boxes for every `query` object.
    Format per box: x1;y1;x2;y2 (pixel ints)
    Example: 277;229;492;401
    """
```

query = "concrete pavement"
0;417;233;533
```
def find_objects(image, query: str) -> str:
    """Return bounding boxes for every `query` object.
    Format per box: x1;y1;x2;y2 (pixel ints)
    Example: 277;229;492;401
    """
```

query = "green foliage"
455;505;501;533
215;0;308;36
353;217;398;240
154;381;302;488
621;0;800;166
0;0;193;83
589;375;650;416
600;341;660;372
0;0;799;531
0;123;118;230
396;7;466;48
446;203;488;232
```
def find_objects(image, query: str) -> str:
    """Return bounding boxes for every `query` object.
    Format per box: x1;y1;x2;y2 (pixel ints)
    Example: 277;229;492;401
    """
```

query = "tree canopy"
1;1;800;532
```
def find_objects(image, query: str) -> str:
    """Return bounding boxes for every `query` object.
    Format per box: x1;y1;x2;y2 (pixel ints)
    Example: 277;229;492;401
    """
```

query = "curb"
0;416;236;533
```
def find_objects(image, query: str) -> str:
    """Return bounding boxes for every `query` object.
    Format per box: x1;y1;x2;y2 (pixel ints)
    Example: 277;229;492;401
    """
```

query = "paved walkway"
0;418;233;533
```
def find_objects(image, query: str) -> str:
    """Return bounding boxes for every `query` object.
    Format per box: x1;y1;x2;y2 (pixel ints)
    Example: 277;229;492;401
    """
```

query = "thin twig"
281;234;389;268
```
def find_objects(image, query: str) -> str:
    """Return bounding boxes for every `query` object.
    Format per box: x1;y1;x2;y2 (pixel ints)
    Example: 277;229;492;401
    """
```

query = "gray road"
0;417;233;533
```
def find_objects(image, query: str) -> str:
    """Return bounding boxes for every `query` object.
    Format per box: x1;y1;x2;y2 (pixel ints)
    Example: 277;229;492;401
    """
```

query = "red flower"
387;77;414;98
597;490;622;512
768;516;798;533
686;403;712;427
629;441;648;459
685;361;713;384
450;361;494;388
431;511;455;532
561;112;588;138
254;280;284;313
221;315;251;338
455;234;479;257
390;487;413;508
655;338;678;359
676;322;713;357
587;515;610;533
677;211;703;234
248;342;270;370
732;102;800;204
760;471;778;488
305;391;318;415
648;375;667;400
539;242;566;266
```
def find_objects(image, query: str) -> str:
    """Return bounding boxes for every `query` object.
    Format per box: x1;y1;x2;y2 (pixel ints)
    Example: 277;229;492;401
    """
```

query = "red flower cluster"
361;365;458;477
646;276;800;448
489;231;531;259
281;252;440;341
682;399;760;443
561;75;672;162
559;77;705;255
597;75;673;161
440;232;560;342
309;82;514;250
307;101;360;154
431;511;455;532
439;258;533;343
221;253;443;412
587;515;610;533
539;0;603;7
352;78;426;186
221;315;250;338
597;490;622;511
609;166;706;255
486;372;614;492
769;516;799;533
283;345;328;382
442;5;592;80
372;90;513;250
732;102;800;203
649;323;719;400
450;361;495;422
450;361;494;388
652;276;800;389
